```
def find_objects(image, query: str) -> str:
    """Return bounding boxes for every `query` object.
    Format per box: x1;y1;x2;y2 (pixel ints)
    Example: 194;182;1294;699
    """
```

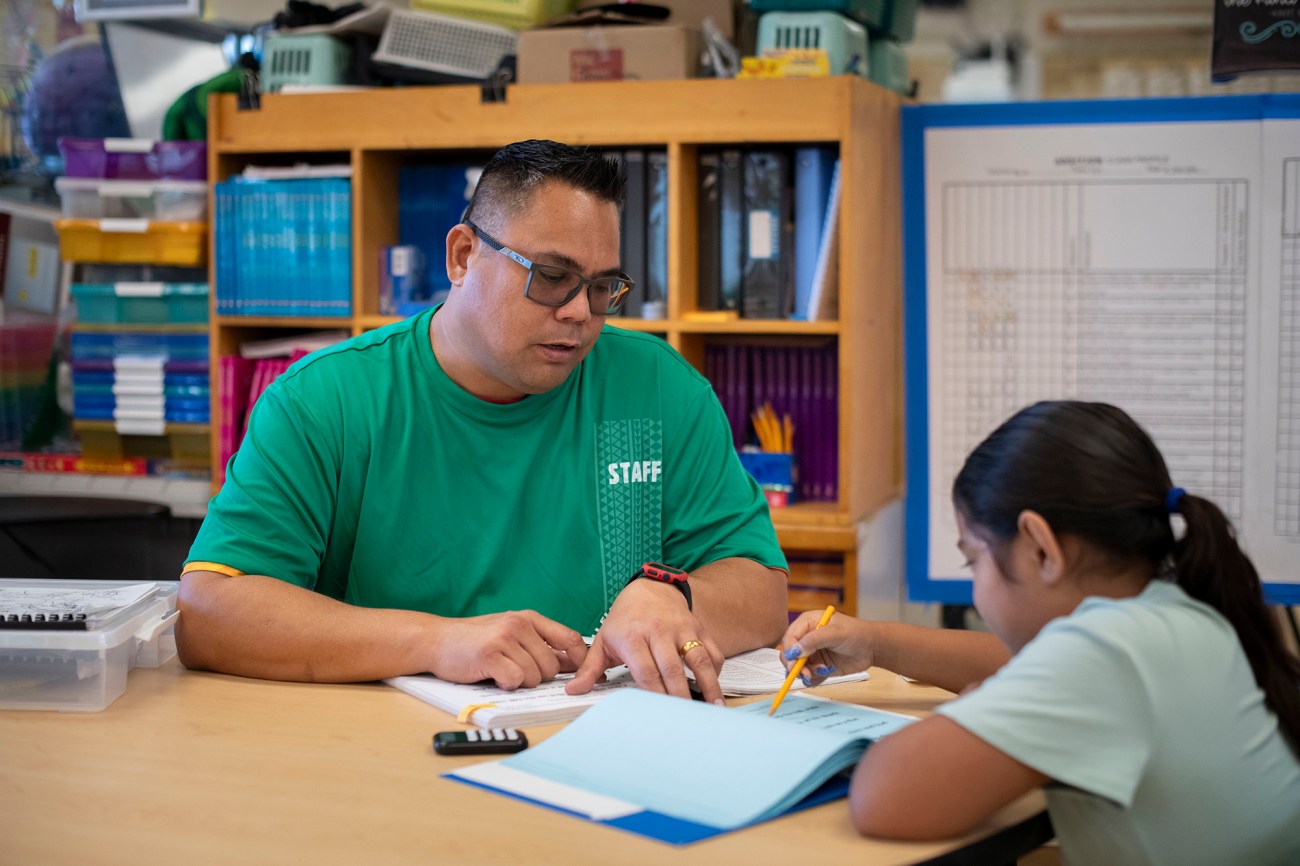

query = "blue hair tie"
1164;487;1186;514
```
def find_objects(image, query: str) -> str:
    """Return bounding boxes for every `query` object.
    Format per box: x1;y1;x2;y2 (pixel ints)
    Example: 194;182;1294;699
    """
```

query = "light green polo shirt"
939;580;1300;866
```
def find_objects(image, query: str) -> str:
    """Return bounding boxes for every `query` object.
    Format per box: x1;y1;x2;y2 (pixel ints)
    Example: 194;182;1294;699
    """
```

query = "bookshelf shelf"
214;316;357;330
207;77;902;616
671;319;840;336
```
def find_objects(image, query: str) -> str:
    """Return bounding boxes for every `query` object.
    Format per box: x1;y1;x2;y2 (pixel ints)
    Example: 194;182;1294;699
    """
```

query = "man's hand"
565;577;727;703
427;610;589;690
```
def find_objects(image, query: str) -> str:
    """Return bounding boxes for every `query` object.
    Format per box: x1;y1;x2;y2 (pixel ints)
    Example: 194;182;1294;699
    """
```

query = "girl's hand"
778;611;877;686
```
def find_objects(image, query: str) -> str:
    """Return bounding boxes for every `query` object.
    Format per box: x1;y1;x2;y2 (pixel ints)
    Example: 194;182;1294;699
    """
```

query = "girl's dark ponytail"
956;401;1300;760
1172;493;1300;758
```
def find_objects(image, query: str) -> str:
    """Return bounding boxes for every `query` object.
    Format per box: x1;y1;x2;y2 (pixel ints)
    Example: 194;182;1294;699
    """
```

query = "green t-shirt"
188;307;786;634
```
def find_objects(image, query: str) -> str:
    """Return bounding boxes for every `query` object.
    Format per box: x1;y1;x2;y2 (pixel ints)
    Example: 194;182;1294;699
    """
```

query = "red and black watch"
630;562;692;611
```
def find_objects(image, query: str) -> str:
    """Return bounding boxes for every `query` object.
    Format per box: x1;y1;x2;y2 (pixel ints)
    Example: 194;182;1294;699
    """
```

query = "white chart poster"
902;96;1300;603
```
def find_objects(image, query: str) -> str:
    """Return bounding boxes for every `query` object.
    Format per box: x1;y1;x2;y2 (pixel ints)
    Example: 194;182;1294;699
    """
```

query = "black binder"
697;151;722;311
620;148;648;317
741;150;793;319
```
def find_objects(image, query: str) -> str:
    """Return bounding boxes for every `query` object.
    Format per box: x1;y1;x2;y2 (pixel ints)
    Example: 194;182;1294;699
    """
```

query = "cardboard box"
575;0;734;39
518;25;703;84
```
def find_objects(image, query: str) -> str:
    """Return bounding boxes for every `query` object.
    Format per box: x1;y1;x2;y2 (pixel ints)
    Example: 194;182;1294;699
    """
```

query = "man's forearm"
177;571;439;682
688;558;788;656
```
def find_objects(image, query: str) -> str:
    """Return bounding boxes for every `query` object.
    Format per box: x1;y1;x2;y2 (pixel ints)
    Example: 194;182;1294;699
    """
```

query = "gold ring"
679;639;704;656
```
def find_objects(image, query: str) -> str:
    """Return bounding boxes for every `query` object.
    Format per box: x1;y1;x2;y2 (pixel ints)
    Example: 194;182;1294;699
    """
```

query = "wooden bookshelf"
207;77;903;615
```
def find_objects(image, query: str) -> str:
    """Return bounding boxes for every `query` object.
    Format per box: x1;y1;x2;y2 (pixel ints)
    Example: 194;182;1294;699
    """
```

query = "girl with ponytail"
780;401;1300;865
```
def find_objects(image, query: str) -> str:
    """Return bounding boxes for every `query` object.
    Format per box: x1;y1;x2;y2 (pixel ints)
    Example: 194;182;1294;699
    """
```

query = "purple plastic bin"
151;141;208;180
58;138;207;181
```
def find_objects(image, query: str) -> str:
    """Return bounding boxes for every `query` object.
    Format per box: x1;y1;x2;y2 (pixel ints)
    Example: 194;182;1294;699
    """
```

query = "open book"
447;689;916;844
698;647;869;695
386;648;870;726
386;667;638;728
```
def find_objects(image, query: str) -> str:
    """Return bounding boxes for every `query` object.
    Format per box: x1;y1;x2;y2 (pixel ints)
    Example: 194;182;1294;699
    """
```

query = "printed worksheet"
0;582;158;617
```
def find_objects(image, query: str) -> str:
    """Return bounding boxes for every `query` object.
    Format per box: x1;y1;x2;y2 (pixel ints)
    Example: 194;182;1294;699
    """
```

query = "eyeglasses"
465;220;633;316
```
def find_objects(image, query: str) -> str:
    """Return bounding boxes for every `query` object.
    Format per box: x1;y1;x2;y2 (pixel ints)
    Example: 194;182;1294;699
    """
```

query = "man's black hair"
463;139;624;231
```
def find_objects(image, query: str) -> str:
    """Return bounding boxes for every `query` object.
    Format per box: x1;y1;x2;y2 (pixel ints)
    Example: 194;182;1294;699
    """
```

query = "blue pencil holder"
738;450;797;508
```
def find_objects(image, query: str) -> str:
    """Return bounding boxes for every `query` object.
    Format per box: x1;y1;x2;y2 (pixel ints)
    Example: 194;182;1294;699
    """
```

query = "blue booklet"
445;689;915;845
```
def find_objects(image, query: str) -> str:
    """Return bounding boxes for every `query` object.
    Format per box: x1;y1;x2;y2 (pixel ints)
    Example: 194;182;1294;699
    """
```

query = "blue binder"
792;146;837;321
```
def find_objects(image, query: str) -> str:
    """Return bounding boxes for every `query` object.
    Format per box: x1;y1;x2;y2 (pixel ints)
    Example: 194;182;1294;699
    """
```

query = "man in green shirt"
179;139;789;703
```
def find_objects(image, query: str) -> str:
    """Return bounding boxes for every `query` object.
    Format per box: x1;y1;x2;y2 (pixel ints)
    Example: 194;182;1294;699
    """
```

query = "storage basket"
71;282;209;325
757;12;870;78
55;178;208;222
868;38;909;93
69;330;209;363
261;33;354;93
750;0;884;31
0;579;178;712
881;0;918;42
373;8;517;79
55;220;207;266
74;419;210;464
409;0;575;31
58;138;207;181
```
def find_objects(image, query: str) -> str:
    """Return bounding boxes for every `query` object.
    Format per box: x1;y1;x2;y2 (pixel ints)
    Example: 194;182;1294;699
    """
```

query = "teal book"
446;689;915;844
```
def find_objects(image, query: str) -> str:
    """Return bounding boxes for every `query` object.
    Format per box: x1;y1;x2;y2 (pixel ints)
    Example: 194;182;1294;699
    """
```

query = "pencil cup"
738;451;796;508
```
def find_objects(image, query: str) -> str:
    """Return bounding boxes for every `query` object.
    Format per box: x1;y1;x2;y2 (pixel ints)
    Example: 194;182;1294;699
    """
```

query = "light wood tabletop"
0;659;1049;865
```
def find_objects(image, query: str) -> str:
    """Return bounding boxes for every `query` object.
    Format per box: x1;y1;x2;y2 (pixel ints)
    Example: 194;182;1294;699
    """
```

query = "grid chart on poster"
933;179;1247;532
1278;158;1300;537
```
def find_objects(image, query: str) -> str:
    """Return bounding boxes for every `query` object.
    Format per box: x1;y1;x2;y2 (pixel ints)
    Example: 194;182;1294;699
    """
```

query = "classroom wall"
908;0;1299;102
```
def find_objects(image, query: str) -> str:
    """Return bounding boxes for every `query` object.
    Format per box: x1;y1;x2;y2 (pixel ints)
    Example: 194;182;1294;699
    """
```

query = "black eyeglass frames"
464;220;634;316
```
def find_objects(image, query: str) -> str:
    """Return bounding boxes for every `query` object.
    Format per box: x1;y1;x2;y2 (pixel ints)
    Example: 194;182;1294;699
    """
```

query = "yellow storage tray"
73;419;210;466
409;0;574;30
55;219;208;266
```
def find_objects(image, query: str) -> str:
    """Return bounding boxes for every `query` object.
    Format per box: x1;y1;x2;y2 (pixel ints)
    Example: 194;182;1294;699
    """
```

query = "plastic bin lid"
55;177;207;193
71;282;209;297
0;578;177;651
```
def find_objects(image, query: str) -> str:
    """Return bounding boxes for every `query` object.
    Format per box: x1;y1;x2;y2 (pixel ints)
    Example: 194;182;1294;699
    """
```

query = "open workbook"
446;690;916;844
385;648;869;726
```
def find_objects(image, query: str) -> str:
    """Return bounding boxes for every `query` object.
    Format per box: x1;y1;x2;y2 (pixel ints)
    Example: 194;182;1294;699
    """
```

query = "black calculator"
432;728;528;755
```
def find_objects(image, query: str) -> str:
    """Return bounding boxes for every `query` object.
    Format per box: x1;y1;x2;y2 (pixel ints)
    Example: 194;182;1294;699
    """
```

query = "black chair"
0;495;189;581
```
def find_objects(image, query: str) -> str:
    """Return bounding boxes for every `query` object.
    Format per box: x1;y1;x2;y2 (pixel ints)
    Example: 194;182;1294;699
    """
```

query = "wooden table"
0;660;1049;865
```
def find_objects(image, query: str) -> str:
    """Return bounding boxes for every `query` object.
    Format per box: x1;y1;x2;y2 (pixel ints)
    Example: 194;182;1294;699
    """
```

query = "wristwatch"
630;562;692;611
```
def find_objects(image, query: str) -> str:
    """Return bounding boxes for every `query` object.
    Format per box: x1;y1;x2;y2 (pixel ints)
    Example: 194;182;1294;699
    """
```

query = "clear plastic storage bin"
0;579;178;712
56;178;208;222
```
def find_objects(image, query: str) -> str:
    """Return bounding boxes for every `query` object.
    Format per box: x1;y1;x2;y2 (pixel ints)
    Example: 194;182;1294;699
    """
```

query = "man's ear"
1016;510;1066;586
446;223;475;286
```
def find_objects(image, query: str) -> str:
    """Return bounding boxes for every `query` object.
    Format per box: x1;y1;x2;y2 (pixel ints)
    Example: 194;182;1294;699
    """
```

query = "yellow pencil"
768;604;836;716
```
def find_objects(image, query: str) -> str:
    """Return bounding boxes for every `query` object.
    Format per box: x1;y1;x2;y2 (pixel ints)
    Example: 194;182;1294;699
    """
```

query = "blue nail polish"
783;646;802;660
814;665;835;676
